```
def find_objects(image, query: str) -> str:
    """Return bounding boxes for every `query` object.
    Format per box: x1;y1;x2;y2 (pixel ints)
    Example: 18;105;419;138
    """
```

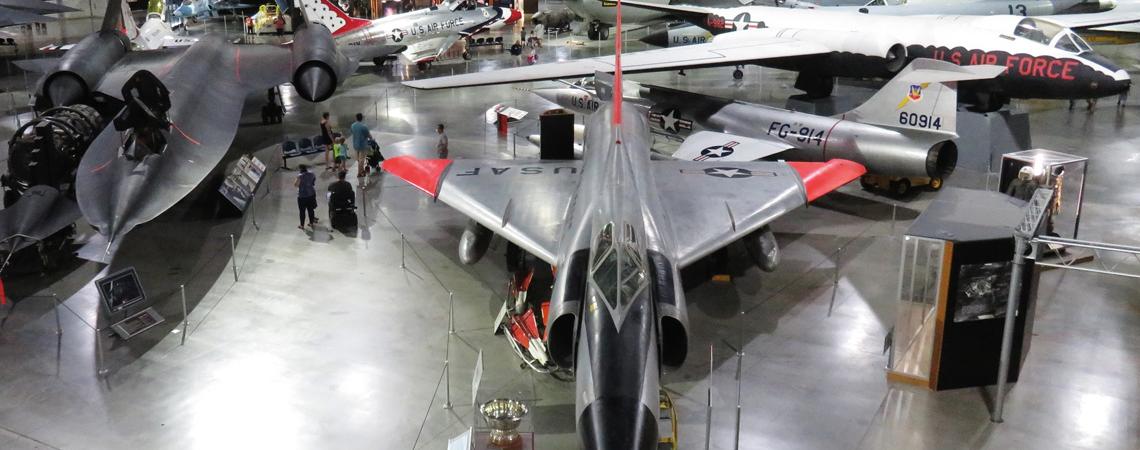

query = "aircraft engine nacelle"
648;251;689;369
545;249;589;369
773;28;907;75
458;220;493;265
743;226;779;273
41;31;130;108
290;24;354;103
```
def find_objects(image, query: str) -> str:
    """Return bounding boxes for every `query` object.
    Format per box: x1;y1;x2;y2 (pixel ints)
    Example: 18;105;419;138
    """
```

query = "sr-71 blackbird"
20;2;355;257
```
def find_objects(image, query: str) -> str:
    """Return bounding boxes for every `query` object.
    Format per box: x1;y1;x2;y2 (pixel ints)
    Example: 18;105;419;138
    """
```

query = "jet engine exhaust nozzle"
292;62;336;103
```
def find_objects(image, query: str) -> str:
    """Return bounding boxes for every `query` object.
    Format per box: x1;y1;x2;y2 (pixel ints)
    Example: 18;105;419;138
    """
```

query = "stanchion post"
51;293;61;336
180;284;189;346
733;349;743;450
400;233;406;269
704;343;713;450
443;294;454;410
229;234;238;282
828;246;841;316
448;291;455;335
890;203;898;237
992;236;1027;423
95;327;108;377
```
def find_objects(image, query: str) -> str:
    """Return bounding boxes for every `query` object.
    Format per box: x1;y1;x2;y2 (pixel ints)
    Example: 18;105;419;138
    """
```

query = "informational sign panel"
95;267;147;315
218;155;267;211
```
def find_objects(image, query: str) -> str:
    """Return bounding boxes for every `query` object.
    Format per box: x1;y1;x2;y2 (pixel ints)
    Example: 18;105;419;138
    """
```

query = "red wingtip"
788;159;867;202
381;155;452;197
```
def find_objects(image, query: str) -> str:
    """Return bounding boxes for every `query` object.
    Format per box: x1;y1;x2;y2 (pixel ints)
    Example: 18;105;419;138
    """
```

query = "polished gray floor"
1;10;1139;450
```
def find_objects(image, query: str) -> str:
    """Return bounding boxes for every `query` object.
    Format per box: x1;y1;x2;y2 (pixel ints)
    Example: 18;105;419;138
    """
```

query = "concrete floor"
1;8;1139;450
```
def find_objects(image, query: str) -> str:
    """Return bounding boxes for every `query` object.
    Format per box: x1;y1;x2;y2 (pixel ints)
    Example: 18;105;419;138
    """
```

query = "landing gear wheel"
599;26;610;40
859;176;874;191
416;61;429;71
891;178;911;197
373;57;386;67
733;68;744;80
928;177;943;191
587;27;598;40
462;51;471;60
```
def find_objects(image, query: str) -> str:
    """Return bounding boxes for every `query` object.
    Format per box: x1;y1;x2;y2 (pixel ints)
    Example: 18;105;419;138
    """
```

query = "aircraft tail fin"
120;0;140;40
841;59;1005;135
297;0;372;36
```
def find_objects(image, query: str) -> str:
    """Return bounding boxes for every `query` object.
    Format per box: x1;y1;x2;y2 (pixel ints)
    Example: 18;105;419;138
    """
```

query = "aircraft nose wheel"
733;66;744;80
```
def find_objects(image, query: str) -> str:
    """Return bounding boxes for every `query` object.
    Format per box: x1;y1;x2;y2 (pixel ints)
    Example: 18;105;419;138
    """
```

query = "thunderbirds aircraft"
20;0;355;256
297;0;520;69
528;58;1006;193
408;0;1134;110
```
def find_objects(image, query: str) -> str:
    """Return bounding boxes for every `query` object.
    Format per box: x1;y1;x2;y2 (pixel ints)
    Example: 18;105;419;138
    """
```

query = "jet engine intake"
546;249;590;369
458;219;493;265
648;250;688;369
290;25;354;103
743;226;779;273
41;31;130;108
773;28;907;76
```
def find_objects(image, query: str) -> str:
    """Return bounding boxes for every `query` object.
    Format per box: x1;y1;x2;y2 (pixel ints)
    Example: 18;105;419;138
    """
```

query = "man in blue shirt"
350;113;372;177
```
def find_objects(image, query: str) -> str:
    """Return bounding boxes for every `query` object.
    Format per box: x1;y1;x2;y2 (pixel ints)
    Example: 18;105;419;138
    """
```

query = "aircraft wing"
401;35;463;64
0;0;79;14
654;159;865;268
381;156;582;264
0;186;80;255
0;5;57;27
404;33;829;89
1041;3;1140;30
670;131;792;162
77;36;293;249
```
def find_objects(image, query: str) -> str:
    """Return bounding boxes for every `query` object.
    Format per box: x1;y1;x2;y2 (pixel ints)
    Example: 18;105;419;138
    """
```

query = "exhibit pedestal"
887;188;1040;391
472;431;534;450
954;107;1032;172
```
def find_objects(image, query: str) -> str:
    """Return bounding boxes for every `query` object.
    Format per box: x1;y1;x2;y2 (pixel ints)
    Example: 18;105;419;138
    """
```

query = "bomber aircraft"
407;0;1136;110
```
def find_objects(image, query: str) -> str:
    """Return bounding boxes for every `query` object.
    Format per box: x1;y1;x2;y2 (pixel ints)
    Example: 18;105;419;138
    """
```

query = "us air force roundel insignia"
679;167;777;179
694;141;738;161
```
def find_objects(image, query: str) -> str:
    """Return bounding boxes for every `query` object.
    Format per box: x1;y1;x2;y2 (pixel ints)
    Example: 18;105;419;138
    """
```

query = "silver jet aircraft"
297;0;520;70
382;5;867;445
528;58;1005;190
408;0;1135;110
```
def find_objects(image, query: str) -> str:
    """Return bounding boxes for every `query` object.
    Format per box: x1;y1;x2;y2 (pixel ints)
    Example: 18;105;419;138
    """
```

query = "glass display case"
999;149;1088;239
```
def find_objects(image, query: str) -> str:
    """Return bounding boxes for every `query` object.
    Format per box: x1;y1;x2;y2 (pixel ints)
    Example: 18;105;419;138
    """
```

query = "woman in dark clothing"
295;164;318;229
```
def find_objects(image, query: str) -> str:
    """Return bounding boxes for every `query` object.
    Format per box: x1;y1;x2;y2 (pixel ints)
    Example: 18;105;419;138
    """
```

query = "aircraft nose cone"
579;397;657;450
293;64;334;103
506;8;522;24
640;29;668;48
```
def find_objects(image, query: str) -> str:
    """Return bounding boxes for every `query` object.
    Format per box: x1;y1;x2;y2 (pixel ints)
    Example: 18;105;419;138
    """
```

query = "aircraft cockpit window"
590;222;647;308
1055;34;1080;53
1013;18;1063;46
1073;33;1094;53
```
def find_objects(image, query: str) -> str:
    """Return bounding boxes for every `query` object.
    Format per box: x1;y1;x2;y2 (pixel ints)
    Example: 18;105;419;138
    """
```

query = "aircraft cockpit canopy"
1012;18;1093;55
590;222;648;309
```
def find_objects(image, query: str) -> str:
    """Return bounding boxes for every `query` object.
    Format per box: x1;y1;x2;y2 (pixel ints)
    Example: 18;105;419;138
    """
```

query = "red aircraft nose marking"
507;9;522;24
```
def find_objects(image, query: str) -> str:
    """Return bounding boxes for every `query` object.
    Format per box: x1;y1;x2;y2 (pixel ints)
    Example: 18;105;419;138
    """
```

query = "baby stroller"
329;188;358;231
365;137;383;174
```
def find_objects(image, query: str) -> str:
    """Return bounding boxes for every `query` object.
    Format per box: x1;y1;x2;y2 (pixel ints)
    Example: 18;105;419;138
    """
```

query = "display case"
887;188;1040;390
999;149;1087;239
